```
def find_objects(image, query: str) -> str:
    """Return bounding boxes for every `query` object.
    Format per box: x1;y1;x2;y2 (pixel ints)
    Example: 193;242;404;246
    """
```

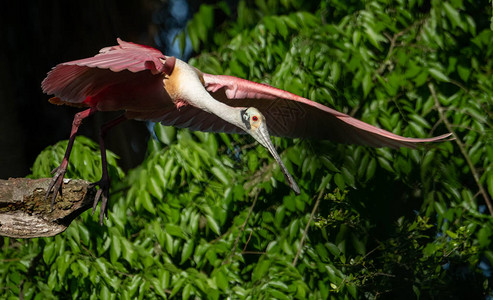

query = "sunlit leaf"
429;68;450;82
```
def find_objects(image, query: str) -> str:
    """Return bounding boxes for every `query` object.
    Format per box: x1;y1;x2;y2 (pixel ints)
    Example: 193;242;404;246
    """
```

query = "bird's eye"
252;116;258;121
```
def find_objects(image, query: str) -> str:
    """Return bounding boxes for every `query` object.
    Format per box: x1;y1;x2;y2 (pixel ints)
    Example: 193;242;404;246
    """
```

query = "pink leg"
46;108;97;207
93;114;127;225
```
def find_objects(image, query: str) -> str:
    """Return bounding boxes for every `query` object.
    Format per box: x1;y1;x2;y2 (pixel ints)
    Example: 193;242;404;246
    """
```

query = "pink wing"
41;38;170;107
198;74;451;149
66;38;167;74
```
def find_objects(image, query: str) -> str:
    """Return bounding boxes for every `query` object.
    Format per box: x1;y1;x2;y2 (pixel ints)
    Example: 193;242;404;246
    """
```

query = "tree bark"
0;178;95;238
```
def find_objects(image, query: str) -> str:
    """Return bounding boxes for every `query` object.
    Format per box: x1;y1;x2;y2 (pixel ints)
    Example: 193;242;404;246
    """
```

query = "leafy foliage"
29;136;124;183
1;0;492;299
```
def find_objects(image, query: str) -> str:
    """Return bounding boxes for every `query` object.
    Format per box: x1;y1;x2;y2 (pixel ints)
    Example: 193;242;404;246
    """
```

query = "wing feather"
202;73;451;149
154;106;244;134
64;38;166;74
42;38;168;105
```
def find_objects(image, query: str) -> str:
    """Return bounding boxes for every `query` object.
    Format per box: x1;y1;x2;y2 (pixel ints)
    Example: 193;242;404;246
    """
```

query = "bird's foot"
91;177;110;225
45;161;69;209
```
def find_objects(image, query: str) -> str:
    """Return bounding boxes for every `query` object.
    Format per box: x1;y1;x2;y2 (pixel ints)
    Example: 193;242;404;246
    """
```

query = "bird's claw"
91;178;110;225
50;165;59;175
45;164;68;209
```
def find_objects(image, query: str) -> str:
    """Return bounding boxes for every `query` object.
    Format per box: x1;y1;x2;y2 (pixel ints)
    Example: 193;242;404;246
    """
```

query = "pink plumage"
42;38;450;148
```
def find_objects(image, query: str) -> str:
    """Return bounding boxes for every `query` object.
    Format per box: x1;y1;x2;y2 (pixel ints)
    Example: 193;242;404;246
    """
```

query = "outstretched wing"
41;38;171;106
42;38;451;149
202;73;451;149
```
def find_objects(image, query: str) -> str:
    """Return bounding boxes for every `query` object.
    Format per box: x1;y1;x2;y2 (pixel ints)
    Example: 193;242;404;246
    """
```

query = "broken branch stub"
0;178;95;238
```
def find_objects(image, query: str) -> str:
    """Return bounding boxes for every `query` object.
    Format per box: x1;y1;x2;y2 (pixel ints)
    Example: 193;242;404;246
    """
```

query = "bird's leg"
92;114;127;225
46;107;97;208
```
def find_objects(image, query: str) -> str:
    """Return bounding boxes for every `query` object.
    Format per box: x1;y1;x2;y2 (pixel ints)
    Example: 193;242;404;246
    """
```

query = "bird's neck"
168;59;246;131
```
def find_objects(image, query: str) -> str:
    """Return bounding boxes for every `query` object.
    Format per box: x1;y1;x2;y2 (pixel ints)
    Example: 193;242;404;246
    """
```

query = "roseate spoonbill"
42;38;451;224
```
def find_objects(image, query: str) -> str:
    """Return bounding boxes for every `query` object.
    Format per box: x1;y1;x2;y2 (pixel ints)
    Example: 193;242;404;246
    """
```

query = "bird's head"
240;107;265;134
240;107;300;194
240;108;274;152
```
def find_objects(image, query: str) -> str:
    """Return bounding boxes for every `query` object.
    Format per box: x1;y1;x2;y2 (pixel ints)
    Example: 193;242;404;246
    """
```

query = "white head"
239;107;300;194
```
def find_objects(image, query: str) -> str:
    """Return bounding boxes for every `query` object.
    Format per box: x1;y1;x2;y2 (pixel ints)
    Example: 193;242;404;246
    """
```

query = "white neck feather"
173;59;246;131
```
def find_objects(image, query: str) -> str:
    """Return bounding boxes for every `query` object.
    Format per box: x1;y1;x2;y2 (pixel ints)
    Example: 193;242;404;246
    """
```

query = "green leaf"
229;60;246;78
121;239;136;265
275;205;286;228
100;284;110;300
434;202;446;216
428;68;449;82
362;72;372;98
446;230;458;239
206;214;221;235
43;242;56;265
214;269;229;291
334;173;346;190
269;280;289;291
211;166;231;185
341;167;355;188
248;151;259;172
47;271;57;291
165;223;186;239
414;70;429;86
487;173;493;202
377;157;394;172
478;226;492;248
320;156;339;172
443;2;463;30
181;240;195;264
409;114;431;129
283;195;296;212
352;235;366;255
155;125;176;145
326;242;341;257
275;16;289;38
331;62;341;83
365;26;384;50
77;260;89;277
252;259;270;282
148;177;163;200
366;158;377;181
140;190;156;214
110;235;121;264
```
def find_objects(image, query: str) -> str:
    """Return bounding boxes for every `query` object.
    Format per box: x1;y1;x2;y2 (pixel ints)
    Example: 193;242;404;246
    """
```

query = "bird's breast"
163;60;208;110
163;70;188;109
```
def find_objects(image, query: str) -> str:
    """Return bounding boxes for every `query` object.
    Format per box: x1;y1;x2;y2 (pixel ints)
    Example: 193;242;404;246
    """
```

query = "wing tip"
397;132;454;149
433;132;454;142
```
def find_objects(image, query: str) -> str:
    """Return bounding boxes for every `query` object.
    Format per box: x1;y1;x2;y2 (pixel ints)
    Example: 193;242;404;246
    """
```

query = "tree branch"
225;192;259;264
0;178;96;238
293;187;325;266
429;83;493;216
